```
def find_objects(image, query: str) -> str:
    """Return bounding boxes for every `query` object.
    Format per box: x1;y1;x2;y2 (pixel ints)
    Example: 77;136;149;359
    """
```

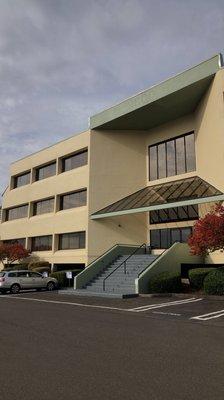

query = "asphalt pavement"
0;291;224;400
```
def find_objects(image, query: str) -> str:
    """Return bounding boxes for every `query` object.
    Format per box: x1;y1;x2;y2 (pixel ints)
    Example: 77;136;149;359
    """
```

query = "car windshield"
0;272;5;277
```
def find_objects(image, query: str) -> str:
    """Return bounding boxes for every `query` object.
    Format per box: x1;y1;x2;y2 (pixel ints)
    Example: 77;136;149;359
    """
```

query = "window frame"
58;231;86;250
150;227;192;249
33;197;55;216
150;205;199;224
31;235;53;252
59;189;87;211
13;171;31;189
35;161;56;182
61;149;88;173
5;204;29;221
148;131;196;181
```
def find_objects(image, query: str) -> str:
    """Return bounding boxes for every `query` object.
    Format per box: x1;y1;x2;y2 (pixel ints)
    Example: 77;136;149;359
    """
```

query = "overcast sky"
0;0;224;195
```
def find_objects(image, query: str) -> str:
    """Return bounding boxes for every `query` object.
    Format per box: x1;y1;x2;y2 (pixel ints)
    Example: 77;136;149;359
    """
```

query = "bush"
148;271;182;293
4;263;29;271
188;268;215;290
50;271;69;288
28;261;51;273
203;268;224;295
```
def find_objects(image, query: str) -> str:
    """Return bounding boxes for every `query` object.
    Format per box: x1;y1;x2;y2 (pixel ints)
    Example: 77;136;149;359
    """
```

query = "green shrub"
203;268;224;295
189;268;215;290
28;261;51;272
148;271;182;293
4;263;29;271
50;271;69;288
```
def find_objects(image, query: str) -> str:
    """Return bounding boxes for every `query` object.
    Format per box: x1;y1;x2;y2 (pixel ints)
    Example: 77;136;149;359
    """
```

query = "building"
1;54;224;281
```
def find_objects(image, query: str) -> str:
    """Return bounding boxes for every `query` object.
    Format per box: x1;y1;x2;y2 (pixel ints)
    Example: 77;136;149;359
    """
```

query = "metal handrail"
84;243;138;270
103;243;147;291
137;249;166;279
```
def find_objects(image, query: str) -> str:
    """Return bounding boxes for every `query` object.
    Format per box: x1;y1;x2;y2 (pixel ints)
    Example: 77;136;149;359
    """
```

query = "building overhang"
91;177;224;220
90;54;223;131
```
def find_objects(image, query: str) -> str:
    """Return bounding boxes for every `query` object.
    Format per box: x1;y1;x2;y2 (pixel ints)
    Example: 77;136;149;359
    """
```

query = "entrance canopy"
91;176;224;220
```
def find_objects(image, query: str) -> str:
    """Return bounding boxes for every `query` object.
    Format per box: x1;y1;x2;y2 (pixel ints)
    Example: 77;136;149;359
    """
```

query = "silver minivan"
0;270;58;294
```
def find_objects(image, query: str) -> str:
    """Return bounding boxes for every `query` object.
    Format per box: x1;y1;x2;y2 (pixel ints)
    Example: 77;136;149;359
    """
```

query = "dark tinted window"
6;205;28;221
14;172;30;188
33;198;54;215
17;271;29;277
150;227;192;249
62;150;88;172
8;272;17;277
58;232;86;250
150;205;199;224
29;272;42;278
31;235;52;251
3;238;26;247
149;132;196;180
60;190;87;210
35;162;56;181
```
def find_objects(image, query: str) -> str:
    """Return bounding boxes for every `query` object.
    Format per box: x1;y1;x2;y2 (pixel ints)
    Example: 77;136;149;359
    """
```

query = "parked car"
0;270;58;294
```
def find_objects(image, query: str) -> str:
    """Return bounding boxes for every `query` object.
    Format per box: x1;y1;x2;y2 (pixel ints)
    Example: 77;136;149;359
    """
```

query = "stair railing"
103;243;147;291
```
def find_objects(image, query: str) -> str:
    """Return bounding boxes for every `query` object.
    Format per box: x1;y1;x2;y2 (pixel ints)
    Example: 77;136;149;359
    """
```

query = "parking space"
1;291;224;327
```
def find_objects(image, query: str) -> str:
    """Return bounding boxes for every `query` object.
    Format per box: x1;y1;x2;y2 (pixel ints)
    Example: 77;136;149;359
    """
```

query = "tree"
188;203;224;256
0;243;30;268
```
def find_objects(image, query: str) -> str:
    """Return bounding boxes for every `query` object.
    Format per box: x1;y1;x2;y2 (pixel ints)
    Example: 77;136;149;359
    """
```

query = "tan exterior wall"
0;131;90;266
88;130;148;262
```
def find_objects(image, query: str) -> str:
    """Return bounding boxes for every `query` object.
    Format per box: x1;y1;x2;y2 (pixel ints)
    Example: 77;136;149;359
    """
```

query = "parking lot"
0;291;224;400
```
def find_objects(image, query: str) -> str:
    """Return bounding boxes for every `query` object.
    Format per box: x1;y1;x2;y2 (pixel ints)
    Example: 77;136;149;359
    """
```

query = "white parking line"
128;297;202;312
0;295;126;311
191;309;224;321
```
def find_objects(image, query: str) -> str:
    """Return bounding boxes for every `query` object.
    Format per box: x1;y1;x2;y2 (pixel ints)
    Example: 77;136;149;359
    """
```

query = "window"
31;235;52;251
62;149;88;172
150;205;199;224
58;231;86;250
33;198;54;215
35;162;56;181
13;171;30;188
149;132;196;181
150;227;192;249
59;190;87;210
29;272;42;278
3;238;26;247
5;205;28;221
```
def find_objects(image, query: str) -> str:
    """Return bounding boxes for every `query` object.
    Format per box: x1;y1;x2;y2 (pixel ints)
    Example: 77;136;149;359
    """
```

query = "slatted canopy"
91;176;224;220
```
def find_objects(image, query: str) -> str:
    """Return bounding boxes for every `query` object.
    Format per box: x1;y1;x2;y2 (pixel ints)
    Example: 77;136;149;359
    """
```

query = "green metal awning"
90;54;223;130
91;176;224;220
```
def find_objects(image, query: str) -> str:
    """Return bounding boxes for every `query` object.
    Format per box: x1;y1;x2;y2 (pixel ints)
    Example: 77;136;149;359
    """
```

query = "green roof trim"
90;54;223;130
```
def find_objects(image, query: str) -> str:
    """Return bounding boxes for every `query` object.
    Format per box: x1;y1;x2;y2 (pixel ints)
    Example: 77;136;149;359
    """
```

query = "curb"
139;293;224;301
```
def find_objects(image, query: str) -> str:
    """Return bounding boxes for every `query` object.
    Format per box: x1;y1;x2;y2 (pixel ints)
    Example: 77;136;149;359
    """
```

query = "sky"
0;0;224;195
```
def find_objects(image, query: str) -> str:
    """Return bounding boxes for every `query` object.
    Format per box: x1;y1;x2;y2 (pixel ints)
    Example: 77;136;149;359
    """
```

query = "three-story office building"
1;54;224;270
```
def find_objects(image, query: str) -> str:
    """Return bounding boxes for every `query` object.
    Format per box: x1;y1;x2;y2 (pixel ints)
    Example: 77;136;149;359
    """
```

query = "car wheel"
10;284;20;294
47;281;55;291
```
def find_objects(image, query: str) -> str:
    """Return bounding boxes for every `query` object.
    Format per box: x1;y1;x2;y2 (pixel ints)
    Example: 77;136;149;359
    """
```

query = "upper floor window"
13;171;30;188
61;149;88;173
149;132;196;181
59;189;87;210
58;231;86;250
150;205;199;224
5;204;28;221
31;235;52;251
35;162;56;181
33;198;54;216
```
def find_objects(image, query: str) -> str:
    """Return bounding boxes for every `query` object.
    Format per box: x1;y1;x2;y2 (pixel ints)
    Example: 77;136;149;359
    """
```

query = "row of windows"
3;232;86;251
149;132;196;181
12;149;88;189
4;189;87;221
150;227;192;249
150;205;199;224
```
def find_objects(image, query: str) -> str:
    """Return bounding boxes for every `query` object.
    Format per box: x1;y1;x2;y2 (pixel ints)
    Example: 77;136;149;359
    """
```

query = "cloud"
0;0;224;195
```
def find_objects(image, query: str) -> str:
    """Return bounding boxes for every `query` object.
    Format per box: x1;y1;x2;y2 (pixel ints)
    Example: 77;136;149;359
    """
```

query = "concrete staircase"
74;253;158;297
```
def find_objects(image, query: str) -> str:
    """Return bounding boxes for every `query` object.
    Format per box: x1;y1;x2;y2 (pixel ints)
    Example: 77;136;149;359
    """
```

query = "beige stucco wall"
88;130;148;262
195;69;224;263
0;130;90;266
